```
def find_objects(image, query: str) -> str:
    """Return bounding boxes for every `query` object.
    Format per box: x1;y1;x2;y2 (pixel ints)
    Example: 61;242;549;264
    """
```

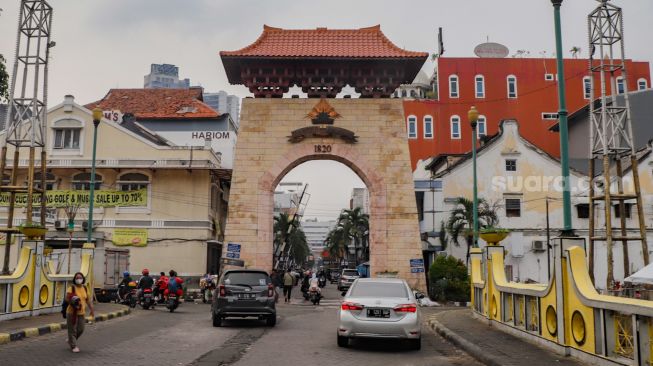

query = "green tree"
273;213;310;268
0;54;9;103
446;197;498;265
336;207;369;264
325;226;349;262
428;255;470;302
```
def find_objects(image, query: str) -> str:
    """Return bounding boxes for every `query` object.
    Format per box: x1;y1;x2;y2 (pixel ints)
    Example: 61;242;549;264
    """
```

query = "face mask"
75;278;83;285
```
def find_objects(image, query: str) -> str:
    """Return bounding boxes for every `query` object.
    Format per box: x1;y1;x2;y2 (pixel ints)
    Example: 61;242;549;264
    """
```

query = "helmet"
123;271;130;277
142;269;149;276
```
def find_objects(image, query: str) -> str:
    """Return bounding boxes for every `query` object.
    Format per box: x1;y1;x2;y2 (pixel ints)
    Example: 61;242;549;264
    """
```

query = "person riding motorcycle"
165;270;184;299
300;270;311;298
308;274;321;304
154;272;168;301
137;269;154;302
118;271;134;301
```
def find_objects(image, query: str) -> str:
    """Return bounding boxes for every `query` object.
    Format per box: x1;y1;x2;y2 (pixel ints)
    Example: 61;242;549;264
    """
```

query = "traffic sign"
411;267;425;273
226;251;240;259
410;259;424;267
227;243;241;253
222;258;245;267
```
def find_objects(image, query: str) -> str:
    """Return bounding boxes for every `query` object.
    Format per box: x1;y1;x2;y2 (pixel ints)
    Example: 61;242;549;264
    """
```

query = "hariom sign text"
191;131;231;140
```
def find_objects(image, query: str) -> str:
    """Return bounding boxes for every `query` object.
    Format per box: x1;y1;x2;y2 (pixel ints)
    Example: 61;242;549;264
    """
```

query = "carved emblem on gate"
306;99;341;125
288;99;357;144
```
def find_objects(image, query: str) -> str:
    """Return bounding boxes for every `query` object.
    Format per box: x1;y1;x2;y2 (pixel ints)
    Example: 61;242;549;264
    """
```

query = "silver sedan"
337;278;423;350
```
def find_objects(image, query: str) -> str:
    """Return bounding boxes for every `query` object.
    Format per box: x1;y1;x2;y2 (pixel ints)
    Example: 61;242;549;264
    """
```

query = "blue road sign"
227;243;241;253
226;251;240;259
411;267;425;273
410;259;424;267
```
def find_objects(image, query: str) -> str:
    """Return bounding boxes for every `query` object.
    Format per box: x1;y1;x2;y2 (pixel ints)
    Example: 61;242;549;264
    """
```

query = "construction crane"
1;0;53;274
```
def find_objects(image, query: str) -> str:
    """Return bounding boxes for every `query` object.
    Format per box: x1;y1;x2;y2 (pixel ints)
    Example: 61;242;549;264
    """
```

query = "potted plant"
479;227;510;246
19;222;47;240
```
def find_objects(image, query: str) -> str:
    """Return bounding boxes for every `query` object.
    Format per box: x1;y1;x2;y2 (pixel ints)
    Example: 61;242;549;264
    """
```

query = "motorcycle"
140;288;155;310
118;284;138;308
166;293;180;313
318;276;327;288
301;281;310;300
309;287;321;305
330;272;340;284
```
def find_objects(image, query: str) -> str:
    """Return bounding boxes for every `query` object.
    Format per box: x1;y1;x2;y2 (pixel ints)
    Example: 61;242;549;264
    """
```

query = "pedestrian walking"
271;270;282;303
283;269;294;303
66;272;94;353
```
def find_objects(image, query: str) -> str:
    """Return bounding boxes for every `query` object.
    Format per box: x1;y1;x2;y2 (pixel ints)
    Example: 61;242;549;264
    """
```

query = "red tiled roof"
85;87;219;119
220;25;428;59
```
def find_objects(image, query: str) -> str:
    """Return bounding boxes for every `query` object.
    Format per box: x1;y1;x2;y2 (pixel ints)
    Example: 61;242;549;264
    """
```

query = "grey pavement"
429;308;587;366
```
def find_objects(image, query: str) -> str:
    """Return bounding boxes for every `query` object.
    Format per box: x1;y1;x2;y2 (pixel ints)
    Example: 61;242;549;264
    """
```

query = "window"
637;78;647;91
542;113;559;120
576;204;590;219
583;76;592;99
423;115;433;138
401;89;407;98
477;116;487;137
32;172;56;191
407;116;417;139
72;172;102;190
616;76;625;94
415;191;425;221
118;173;149;191
53;129;81;149
410;90;417;98
450;116;461;139
475;75;485;98
545;73;554;81
505;198;521;217
505;159;517;171
449;75;459;98
350;282;408;298
507;75;517;98
614;203;633;219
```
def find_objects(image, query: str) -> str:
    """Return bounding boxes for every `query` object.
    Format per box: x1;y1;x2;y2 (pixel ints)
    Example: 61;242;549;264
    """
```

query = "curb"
427;314;503;366
0;307;131;345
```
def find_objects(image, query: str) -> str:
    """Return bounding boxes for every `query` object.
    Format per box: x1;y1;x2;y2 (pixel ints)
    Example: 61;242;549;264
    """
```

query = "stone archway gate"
223;98;426;290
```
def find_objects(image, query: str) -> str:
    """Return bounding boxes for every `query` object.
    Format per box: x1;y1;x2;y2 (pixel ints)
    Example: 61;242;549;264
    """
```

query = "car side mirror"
415;292;425;300
341;291;347;297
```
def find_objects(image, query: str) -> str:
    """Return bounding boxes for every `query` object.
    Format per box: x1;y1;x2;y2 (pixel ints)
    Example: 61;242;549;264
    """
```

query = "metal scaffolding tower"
1;0;53;274
587;0;648;288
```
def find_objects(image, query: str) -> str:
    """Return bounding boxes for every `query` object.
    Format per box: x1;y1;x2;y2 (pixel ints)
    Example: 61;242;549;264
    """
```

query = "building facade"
0;95;229;278
350;187;370;214
301;218;336;257
404;57;651;170
144;63;191;89
203;91;241;130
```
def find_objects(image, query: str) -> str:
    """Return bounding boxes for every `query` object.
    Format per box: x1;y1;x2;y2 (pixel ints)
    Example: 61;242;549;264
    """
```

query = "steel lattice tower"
587;0;648;288
1;0;52;274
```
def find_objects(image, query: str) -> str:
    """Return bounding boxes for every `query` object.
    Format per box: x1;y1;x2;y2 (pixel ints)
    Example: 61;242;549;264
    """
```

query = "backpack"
61;285;87;319
168;276;179;293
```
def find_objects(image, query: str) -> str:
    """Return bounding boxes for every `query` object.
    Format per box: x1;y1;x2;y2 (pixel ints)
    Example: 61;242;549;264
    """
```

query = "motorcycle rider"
118;271;133;301
154;271;168;301
308;273;321;304
165;270;184;300
137;269;154;303
300;271;311;300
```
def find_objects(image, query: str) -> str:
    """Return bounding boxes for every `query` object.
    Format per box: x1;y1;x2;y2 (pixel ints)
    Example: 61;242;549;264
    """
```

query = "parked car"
337;269;360;291
337;278;424;350
212;269;277;327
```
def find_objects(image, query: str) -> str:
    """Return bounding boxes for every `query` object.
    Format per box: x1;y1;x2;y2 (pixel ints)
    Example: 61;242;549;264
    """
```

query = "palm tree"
326;227;349;264
446;197;499;265
273;213;310;269
337;207;370;264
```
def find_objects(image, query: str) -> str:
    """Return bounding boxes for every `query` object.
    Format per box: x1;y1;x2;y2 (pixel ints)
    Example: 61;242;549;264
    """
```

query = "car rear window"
349;282;408;298
343;270;359;276
223;272;270;286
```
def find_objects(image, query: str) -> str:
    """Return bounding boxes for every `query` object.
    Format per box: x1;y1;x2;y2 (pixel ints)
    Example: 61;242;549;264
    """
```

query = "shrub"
428;255;470;302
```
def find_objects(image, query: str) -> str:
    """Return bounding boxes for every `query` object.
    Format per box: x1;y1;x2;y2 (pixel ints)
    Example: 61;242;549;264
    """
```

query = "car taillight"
267;284;274;297
341;302;363;311
394;304;417;313
219;285;226;297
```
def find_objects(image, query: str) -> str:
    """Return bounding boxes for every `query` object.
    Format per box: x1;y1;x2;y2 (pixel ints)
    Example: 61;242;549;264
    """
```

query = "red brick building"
405;57;651;170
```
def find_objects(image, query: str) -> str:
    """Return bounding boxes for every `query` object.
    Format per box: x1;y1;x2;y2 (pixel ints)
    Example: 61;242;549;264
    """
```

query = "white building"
144;63;191;89
350;187;370;214
392;70;433;99
203;91;241;130
274;182;305;217
301;219;336;257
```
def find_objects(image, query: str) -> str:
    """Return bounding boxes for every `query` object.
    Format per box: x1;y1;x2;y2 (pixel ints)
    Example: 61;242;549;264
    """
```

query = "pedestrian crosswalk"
290;299;342;307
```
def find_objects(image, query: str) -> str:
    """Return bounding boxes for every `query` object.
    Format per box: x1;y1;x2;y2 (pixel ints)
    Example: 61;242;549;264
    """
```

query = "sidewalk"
0;302;129;344
425;308;586;366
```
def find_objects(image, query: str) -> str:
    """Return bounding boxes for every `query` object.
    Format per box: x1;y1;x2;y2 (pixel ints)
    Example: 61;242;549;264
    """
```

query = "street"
0;285;479;366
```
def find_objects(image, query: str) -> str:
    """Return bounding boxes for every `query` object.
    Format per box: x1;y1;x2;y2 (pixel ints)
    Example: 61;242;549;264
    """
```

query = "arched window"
32;172;57;190
52;118;83;150
637;78;647;91
475;75;485;98
117;173;149;191
423;115;433;139
583;76;592;99
507;75;517;98
450;115;461;139
72;172;103;191
449;75;459;98
401;89;407;98
616;76;625;94
407;116;417;139
477;116;487;137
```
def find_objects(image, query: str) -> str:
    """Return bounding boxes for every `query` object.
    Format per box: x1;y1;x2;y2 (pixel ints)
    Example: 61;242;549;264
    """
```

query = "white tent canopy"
624;263;653;285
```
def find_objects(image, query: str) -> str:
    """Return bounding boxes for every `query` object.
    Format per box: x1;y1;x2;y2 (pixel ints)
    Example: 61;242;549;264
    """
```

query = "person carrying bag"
65;272;94;353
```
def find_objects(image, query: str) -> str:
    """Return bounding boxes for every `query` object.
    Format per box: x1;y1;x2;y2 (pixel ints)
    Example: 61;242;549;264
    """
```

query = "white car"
337;278;423;350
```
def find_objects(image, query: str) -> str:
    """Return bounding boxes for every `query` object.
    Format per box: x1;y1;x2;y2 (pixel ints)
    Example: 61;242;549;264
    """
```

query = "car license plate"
367;309;391;318
144;294;152;298
238;293;255;299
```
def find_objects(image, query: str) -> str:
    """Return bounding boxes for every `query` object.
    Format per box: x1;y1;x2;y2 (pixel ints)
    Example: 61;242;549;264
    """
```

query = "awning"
624;263;653;285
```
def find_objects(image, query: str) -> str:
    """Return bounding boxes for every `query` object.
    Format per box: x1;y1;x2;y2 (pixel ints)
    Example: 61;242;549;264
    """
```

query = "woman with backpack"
65;272;94;353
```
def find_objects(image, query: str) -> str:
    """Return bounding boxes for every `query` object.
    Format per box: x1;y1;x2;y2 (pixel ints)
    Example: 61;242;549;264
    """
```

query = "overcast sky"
1;0;651;221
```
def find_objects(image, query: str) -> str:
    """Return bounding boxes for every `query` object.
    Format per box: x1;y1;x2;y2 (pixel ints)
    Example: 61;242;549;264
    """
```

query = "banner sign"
227;243;241;253
411;267;425;273
0;189;147;208
113;228;148;247
410;259;424;268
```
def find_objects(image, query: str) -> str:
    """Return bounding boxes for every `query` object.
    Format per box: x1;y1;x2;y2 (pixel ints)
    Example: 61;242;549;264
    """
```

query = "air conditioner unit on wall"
532;240;546;252
54;220;66;230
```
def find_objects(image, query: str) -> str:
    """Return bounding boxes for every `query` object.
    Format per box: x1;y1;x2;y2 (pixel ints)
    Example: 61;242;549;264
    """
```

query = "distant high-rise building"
301;218;337;257
203;91;240;129
144;63;191;89
350;188;370;214
274;182;305;217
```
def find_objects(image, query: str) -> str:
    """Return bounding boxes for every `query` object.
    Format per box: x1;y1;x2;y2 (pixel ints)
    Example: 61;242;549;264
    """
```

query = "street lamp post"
87;108;102;244
468;106;480;248
551;0;573;236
